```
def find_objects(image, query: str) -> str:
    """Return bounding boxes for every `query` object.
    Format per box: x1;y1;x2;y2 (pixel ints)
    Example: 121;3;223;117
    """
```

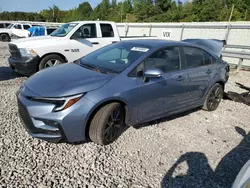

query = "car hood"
0;28;11;34
10;36;63;48
23;63;114;97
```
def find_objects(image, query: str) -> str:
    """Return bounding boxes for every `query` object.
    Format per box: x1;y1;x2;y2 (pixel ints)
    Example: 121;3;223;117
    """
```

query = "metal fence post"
237;58;243;71
224;24;231;45
149;24;152;36
180;24;185;41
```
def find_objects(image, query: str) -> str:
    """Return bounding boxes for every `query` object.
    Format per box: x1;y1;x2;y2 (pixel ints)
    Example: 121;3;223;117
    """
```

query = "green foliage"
0;0;249;22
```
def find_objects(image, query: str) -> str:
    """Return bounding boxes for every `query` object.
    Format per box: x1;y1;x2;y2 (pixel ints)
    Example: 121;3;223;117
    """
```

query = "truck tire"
89;103;125;145
203;83;223;111
0;33;10;42
39;54;65;70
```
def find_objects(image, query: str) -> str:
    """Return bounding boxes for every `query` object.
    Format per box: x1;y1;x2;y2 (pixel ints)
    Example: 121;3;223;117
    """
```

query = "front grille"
9;44;21;58
17;100;60;135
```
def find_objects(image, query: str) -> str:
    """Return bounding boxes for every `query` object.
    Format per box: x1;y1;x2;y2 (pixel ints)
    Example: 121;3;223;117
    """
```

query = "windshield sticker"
131;47;149;52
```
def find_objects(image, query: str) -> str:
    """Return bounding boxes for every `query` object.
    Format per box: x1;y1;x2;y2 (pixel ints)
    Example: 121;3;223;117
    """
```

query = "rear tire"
89;103;125;145
0;34;10;42
203;83;223;111
39;54;65;70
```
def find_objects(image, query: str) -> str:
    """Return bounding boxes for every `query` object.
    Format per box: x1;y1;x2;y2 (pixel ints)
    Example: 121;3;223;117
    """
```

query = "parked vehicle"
0;22;11;28
16;39;229;145
27;26;57;37
8;21;157;76
0;23;32;41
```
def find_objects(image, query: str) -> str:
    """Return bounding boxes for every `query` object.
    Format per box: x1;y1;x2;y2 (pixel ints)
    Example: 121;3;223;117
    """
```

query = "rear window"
100;24;114;38
0;24;4;28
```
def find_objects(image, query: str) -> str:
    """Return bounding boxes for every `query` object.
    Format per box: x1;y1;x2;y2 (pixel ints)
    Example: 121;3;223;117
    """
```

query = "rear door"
135;46;187;123
182;46;216;106
97;23;120;47
69;23;102;61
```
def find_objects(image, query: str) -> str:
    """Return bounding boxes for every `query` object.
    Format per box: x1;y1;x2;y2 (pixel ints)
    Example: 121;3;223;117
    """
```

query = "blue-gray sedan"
17;39;229;145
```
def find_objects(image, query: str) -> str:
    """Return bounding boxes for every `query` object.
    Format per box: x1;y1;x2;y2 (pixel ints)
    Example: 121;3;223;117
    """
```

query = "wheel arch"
85;98;130;139
37;52;68;71
0;32;11;41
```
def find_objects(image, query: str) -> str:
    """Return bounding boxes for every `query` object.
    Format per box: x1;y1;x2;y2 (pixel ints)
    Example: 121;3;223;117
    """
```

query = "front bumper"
16;89;96;143
9;56;40;76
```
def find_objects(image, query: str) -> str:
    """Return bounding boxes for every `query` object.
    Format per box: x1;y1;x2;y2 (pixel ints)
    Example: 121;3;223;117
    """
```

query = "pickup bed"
8;21;157;76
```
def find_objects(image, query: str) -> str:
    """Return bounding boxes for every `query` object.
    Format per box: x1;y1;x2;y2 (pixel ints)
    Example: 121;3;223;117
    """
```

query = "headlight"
19;48;37;57
30;94;83;112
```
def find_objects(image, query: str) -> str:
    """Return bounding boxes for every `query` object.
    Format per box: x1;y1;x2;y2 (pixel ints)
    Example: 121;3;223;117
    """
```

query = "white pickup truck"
8;21;157;75
0;23;32;42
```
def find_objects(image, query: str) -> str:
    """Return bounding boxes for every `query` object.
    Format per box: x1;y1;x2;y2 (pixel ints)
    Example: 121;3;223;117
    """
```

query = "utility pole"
121;2;123;23
228;4;234;22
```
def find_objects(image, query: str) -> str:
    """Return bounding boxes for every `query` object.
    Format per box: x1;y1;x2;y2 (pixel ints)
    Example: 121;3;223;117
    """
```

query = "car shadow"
0;66;23;81
161;126;250;188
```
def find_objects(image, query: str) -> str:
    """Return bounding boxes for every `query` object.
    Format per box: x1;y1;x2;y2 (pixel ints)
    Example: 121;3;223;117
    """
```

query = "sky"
0;0;104;12
0;0;186;13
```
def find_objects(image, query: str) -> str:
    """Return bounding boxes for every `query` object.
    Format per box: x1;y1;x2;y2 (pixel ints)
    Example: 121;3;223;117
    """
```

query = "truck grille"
9;44;21;58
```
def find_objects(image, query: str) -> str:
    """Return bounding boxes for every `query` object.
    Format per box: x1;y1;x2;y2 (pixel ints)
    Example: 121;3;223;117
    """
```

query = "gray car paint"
17;39;229;143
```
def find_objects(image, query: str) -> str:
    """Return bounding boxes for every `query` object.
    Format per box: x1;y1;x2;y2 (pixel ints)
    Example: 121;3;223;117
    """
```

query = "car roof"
69;21;115;24
122;39;218;57
122;39;187;48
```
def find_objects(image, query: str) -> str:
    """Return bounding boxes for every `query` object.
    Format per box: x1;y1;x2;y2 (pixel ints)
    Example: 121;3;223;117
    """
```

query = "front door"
135;46;187;123
69;23;102;62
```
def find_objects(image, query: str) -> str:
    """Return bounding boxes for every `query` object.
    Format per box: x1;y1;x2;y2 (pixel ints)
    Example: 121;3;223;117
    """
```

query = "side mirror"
144;68;163;82
71;31;83;40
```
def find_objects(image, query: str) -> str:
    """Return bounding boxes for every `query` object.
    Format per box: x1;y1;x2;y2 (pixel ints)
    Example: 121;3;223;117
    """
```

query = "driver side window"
14;24;22;29
128;46;181;77
72;24;97;39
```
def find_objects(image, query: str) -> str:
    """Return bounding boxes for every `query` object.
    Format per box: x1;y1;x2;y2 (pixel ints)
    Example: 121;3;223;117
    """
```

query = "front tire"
89;103;125;145
0;34;10;42
203;83;223;111
39;54;65;70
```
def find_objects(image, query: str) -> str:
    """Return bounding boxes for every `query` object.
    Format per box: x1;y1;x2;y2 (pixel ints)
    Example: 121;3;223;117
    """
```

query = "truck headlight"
19;48;37;57
29;94;83;112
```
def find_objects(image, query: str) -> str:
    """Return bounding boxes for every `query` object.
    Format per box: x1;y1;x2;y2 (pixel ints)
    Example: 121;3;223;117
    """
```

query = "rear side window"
183;47;204;68
204;51;216;65
0;24;4;28
23;25;31;30
100;24;114;38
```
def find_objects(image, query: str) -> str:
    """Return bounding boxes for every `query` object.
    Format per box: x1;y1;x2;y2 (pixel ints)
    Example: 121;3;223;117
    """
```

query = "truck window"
0;24;4;28
100;24;114;38
73;24;97;39
23;25;31;30
14;24;22;29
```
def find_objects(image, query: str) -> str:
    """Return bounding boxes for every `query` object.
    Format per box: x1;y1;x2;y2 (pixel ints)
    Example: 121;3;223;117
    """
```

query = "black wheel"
203;83;223;111
39;54;65;70
89;103;125;145
0;34;10;42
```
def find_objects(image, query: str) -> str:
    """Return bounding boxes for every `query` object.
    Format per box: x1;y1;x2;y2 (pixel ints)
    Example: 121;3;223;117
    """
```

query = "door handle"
91;42;99;45
206;69;212;74
176;76;185;82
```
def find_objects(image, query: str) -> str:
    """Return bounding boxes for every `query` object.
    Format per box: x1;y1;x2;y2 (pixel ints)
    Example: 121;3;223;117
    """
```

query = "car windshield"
78;42;151;74
50;23;78;37
7;24;13;29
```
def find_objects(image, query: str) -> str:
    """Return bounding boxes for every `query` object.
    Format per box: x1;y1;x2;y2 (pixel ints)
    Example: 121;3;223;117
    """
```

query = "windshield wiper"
80;63;102;73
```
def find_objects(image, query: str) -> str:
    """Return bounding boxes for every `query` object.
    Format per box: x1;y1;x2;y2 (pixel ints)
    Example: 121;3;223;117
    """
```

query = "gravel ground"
0;42;249;188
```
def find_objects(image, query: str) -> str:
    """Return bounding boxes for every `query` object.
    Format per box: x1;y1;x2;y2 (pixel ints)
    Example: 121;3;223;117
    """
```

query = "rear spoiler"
182;39;226;58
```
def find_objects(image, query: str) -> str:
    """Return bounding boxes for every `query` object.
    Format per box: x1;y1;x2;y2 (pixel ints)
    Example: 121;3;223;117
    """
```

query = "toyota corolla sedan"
17;39;229;145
